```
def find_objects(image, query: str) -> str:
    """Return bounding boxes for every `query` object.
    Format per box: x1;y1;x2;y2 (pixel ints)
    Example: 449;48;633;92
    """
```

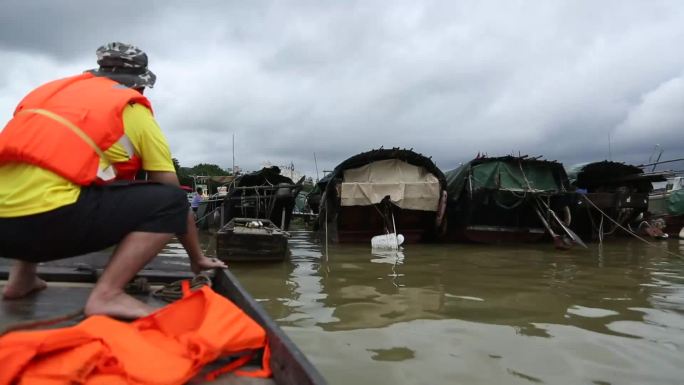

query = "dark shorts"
0;182;189;263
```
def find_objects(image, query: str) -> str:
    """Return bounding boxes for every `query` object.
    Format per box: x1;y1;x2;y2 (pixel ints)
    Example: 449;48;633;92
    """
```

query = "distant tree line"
172;158;232;187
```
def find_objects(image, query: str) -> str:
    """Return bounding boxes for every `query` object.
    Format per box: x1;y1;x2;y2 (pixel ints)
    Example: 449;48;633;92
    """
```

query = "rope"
581;194;684;259
152;274;212;302
517;160;534;191
195;204;223;224
391;211;399;249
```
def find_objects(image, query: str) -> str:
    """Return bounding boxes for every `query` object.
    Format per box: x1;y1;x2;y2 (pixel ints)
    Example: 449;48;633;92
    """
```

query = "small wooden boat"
566;161;669;240
315;148;448;244
216;218;289;262
444;155;582;248
0;263;326;385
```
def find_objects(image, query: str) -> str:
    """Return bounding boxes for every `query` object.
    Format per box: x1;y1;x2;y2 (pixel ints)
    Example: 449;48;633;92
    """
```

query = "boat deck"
0;282;276;385
0;250;326;385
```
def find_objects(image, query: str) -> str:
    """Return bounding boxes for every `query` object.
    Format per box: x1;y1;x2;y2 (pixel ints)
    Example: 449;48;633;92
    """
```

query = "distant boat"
306;182;324;215
220;166;303;230
566;161;669;240
315;148;448;244
444;155;580;247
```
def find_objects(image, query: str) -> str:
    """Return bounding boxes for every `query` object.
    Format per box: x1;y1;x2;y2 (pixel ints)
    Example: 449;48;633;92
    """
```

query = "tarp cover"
668;189;684;215
340;159;441;211
472;161;560;191
446;157;566;202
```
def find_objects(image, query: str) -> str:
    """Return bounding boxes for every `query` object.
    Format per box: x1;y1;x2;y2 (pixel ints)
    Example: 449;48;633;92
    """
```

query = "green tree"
172;157;194;186
191;163;230;176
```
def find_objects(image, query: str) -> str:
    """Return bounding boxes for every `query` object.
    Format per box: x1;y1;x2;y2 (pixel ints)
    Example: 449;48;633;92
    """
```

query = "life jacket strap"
16;108;116;180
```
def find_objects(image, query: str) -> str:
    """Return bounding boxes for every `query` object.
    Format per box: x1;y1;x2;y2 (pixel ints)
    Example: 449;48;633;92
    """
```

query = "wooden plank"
0;266;193;284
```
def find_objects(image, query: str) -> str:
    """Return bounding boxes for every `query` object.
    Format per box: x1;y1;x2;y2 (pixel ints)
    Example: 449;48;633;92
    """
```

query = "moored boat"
443;155;580;247
315;148;448;244
565;161;669;240
216;218;289;262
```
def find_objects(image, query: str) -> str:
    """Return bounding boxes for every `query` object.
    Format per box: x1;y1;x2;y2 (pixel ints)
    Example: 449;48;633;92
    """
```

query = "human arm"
119;103;226;273
147;171;226;273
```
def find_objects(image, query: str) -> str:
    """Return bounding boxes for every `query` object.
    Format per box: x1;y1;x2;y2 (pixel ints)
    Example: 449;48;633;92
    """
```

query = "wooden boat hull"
570;192;649;240
328;205;439;244
216;218;289;261
0;267;326;385
444;191;571;244
452;225;546;243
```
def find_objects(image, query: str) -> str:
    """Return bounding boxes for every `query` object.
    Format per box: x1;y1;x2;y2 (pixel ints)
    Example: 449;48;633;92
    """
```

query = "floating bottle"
371;233;405;250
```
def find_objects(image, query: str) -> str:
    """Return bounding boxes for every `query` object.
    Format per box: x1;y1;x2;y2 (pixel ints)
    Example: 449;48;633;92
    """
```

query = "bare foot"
190;255;227;275
2;276;47;299
85;290;156;319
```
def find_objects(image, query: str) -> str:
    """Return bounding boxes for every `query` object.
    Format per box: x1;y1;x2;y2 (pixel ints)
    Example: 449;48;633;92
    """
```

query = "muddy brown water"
3;223;684;384
170;225;683;385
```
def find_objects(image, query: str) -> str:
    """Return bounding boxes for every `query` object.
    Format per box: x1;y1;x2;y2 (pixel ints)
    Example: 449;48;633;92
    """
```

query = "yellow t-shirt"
0;103;175;217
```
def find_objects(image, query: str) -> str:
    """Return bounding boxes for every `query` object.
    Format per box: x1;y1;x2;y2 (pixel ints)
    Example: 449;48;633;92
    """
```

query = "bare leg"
84;231;173;319
2;261;47;299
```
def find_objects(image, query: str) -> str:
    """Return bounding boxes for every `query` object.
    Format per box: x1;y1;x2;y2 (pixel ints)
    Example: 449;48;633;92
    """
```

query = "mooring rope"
152;274;213;302
195;204;223;224
581;194;684;259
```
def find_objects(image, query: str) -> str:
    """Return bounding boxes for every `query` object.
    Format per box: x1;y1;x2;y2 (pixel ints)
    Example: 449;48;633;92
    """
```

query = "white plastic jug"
371;233;405;250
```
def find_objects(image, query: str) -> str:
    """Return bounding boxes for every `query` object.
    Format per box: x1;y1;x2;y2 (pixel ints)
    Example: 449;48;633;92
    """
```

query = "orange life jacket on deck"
0;72;151;185
0;283;272;385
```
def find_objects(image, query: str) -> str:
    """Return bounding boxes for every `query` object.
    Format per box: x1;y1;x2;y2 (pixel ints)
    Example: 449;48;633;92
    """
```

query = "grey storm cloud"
2;0;684;177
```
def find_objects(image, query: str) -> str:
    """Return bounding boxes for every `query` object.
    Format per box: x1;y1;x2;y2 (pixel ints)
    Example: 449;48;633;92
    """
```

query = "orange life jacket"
0;282;272;385
0;72;151;185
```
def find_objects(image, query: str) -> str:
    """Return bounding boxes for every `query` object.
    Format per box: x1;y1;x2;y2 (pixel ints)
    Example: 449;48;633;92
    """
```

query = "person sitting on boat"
191;187;204;216
0;42;226;319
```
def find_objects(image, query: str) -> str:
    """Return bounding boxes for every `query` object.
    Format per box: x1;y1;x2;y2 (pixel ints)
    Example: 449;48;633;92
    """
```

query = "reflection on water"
183;225;684;385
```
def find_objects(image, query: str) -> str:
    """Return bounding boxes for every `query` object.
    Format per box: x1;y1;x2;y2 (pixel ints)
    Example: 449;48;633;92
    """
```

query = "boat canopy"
235;166;294;187
321;147;447;211
565;161;658;192
446;156;568;202
340;159;441;211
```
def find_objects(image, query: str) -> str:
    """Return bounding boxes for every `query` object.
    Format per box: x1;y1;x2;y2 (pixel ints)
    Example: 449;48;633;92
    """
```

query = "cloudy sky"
1;0;683;177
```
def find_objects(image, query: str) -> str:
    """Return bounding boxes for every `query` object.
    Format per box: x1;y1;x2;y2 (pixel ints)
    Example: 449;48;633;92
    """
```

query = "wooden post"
220;205;225;227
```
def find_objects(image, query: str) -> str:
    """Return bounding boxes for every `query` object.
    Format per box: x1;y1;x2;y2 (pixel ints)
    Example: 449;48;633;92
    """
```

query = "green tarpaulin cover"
446;158;566;202
668;189;684;215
